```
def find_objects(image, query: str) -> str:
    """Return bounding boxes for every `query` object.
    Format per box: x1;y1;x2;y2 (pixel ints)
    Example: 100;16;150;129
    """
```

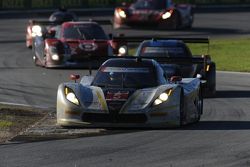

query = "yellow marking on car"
65;87;69;95
206;65;210;72
167;89;173;96
96;91;108;112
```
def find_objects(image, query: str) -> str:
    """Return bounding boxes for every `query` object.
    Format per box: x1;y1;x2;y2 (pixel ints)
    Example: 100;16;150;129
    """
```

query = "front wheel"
179;89;185;126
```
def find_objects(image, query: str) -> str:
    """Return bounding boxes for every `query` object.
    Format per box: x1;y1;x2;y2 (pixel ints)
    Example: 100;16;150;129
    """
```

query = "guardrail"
0;0;250;10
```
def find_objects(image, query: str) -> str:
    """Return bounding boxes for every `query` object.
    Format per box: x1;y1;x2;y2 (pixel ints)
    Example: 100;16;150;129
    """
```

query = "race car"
26;8;78;48
113;36;216;96
32;21;115;68
113;0;194;29
57;57;203;127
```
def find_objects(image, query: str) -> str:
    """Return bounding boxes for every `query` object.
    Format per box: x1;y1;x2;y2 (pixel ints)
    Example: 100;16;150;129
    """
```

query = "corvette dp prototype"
32;21;113;68
57;57;203;127
114;0;194;29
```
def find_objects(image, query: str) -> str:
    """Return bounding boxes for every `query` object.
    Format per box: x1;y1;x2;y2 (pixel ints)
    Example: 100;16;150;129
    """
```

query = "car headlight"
118;9;127;18
31;25;42;37
153;89;173;106
162;11;172;20
52;54;59;61
64;87;79;106
118;45;127;56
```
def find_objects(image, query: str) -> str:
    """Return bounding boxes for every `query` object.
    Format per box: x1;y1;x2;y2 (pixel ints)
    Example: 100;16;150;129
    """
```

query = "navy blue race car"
113;36;216;97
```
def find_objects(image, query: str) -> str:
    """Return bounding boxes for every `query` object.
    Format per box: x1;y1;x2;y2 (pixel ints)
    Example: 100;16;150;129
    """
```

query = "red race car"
32;21;123;68
114;0;194;29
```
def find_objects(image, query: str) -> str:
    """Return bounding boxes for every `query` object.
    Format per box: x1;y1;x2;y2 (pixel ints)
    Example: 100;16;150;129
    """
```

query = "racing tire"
179;89;185;126
196;87;203;122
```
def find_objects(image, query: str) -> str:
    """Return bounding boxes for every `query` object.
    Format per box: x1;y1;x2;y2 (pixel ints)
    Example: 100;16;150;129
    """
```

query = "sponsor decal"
106;91;129;101
79;43;98;51
101;67;150;73
143;47;184;54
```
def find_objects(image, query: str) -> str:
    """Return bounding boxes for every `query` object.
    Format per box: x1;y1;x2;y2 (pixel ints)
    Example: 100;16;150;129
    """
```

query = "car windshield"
92;67;157;88
63;24;108;40
132;0;166;10
140;46;188;57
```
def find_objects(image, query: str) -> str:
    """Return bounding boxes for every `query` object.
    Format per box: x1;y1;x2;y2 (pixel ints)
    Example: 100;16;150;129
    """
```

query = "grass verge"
0;104;47;143
188;38;250;72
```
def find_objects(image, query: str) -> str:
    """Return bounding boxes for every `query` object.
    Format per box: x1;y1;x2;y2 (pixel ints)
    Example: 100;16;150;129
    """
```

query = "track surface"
1;12;250;166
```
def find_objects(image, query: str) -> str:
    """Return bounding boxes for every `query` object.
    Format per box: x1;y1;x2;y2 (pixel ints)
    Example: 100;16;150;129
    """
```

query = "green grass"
188;38;250;72
0;120;13;128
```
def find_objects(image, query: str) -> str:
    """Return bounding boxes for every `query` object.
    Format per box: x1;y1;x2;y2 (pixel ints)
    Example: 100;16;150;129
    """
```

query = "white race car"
57;57;203;128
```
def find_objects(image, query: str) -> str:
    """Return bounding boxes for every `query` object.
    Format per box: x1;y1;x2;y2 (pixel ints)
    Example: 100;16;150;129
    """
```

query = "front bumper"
57;102;181;128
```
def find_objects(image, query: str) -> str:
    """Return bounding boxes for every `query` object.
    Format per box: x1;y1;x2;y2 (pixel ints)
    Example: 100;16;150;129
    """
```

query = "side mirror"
170;76;182;82
70;74;80;83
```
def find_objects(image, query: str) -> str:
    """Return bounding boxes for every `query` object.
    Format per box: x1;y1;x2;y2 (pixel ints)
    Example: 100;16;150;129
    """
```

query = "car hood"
74;84;178;112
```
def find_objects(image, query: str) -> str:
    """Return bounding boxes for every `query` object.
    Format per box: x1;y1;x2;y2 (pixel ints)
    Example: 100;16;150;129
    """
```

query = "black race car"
113;36;216;97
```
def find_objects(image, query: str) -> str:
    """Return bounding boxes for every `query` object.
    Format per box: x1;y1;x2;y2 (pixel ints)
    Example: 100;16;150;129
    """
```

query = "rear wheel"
196;87;203;122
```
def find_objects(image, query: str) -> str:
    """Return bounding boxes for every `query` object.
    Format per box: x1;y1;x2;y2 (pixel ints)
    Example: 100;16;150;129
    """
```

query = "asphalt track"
1;12;250;166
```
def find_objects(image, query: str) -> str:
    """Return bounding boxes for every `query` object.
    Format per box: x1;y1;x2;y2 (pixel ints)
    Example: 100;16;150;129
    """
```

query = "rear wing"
112;36;210;55
107;55;209;78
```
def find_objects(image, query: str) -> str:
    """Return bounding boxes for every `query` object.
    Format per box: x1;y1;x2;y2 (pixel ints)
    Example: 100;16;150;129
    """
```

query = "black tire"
179;89;185;126
196;87;203;122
